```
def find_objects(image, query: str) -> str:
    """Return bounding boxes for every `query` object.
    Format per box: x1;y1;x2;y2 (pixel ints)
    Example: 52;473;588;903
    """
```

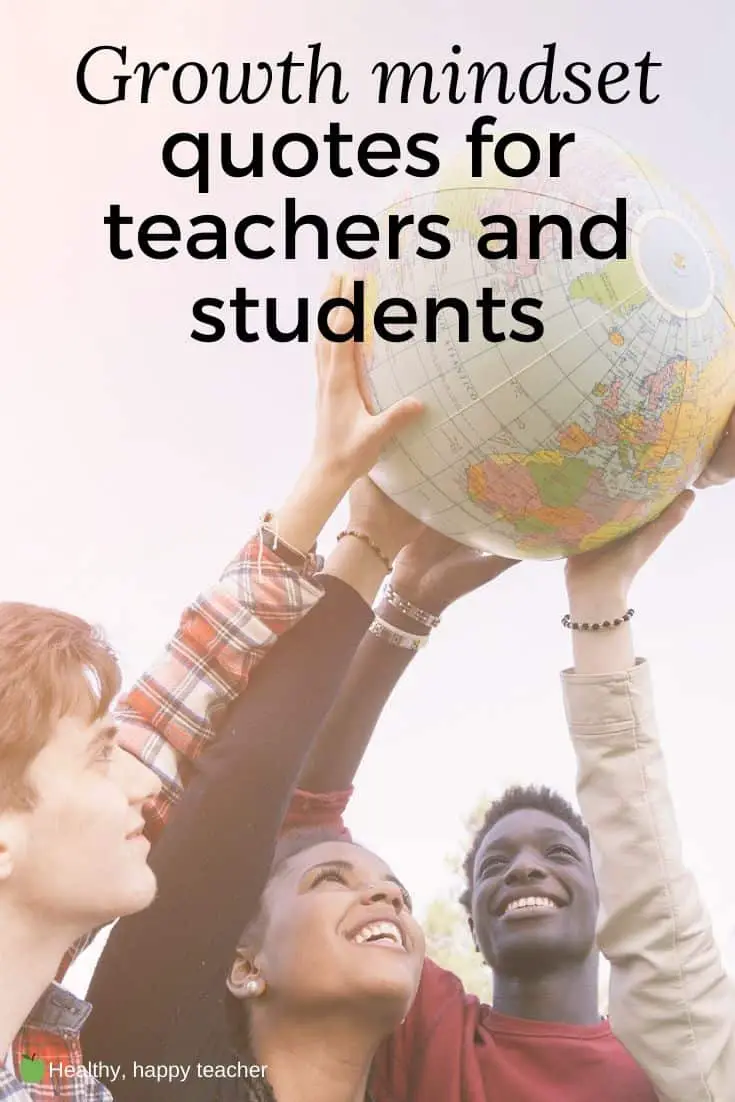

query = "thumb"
635;491;695;559
373;397;424;443
457;552;519;592
694;418;735;488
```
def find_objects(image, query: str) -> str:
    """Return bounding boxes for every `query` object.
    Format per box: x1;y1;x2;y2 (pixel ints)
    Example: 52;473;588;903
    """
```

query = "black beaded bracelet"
561;609;635;631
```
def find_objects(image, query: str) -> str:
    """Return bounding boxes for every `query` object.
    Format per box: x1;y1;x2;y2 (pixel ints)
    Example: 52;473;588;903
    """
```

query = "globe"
356;130;735;558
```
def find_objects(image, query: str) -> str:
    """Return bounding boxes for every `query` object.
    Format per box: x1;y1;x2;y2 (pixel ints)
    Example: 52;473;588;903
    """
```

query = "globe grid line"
363;130;735;555
386;306;712;537
380;288;698;533
427;281;650;432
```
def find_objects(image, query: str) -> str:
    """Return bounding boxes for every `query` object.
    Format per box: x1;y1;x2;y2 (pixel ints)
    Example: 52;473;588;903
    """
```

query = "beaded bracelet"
561;609;635;632
369;615;429;652
384;584;441;629
336;529;392;573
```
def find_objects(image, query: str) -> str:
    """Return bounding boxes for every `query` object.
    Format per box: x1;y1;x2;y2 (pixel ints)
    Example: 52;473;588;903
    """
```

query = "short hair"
0;602;121;810
460;785;590;914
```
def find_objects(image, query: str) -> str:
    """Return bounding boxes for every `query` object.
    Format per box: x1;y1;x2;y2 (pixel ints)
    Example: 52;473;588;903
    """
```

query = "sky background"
2;0;735;991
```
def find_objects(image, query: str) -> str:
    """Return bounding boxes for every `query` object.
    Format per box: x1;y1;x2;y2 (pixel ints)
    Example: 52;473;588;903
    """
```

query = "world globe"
356;130;735;558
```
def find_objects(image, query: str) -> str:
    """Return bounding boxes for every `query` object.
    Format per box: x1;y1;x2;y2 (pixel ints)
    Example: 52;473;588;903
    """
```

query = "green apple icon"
20;1053;46;1084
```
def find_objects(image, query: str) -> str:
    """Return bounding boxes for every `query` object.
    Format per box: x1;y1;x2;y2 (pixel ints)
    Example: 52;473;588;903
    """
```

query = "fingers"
458;552;519;590
694;411;735;488
317;273;350;371
634;490;695;559
316;275;361;398
354;342;375;412
317;273;344;349
329;277;355;339
319;273;354;338
659;489;695;525
313;273;423;477
411;528;460;559
320;272;342;304
373;396;424;444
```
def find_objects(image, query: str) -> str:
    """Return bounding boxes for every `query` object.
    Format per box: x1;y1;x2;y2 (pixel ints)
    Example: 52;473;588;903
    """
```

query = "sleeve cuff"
283;788;353;836
561;658;656;736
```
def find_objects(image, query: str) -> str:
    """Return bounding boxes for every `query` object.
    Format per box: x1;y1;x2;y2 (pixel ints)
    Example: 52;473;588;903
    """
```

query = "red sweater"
372;957;656;1101
285;791;657;1102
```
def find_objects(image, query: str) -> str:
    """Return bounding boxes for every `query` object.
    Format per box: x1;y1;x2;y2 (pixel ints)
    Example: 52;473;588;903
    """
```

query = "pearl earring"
245;979;259;996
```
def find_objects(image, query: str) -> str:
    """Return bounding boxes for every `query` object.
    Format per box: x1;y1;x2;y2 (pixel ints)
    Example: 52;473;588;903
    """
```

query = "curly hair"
459;785;590;914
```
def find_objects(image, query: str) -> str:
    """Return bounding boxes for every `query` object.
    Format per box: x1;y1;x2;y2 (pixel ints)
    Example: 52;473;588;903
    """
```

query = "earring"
245;979;260;997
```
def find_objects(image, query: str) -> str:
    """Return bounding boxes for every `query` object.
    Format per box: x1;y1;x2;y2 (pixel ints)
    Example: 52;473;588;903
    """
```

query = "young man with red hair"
0;281;422;1101
0;604;161;1096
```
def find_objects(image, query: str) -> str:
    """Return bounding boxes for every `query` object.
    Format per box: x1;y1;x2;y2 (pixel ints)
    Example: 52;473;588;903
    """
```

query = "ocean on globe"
356;129;735;559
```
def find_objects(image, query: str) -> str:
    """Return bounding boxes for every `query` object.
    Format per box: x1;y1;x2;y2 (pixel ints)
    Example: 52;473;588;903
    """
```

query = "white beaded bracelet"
369;615;429;652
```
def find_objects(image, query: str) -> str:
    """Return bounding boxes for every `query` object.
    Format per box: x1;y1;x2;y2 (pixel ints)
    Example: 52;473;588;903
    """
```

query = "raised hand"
311;274;423;485
390;528;518;615
270;276;423;555
322;478;426;606
346;477;425;566
564;491;695;616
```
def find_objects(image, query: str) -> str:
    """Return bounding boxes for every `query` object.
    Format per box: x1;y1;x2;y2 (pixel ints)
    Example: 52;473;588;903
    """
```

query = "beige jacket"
562;661;735;1102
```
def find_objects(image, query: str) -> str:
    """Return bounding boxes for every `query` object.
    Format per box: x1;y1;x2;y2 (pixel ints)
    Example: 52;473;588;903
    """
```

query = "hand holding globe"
389;529;517;616
694;407;735;488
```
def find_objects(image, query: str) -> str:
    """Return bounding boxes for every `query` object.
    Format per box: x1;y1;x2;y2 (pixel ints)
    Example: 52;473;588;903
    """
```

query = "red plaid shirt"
4;535;324;1102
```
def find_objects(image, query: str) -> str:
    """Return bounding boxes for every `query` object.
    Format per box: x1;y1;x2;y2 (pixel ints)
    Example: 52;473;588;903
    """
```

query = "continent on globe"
465;349;734;555
569;258;649;316
357;129;735;558
558;424;597;454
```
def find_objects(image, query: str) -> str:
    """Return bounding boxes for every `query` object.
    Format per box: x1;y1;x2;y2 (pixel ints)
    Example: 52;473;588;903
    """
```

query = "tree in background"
421;798;494;1003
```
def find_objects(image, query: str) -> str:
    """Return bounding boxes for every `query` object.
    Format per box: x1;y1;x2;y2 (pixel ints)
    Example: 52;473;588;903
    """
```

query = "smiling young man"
278;529;657;1101
363;782;655;1102
460;787;600;1025
283;782;655;1100
0;518;329;1102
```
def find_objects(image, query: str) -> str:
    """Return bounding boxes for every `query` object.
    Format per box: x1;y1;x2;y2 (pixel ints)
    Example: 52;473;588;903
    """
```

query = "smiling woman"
227;836;423;1040
82;526;427;1101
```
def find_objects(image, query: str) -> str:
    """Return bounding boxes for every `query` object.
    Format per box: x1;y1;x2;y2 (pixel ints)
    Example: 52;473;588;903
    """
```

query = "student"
291;404;735;1102
0;605;160;1098
562;486;735;1102
83;475;426;1102
279;529;657;1101
1;278;422;1102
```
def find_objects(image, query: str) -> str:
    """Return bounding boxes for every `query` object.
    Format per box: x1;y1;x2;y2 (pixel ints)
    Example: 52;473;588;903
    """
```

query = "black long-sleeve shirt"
82;575;372;1100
